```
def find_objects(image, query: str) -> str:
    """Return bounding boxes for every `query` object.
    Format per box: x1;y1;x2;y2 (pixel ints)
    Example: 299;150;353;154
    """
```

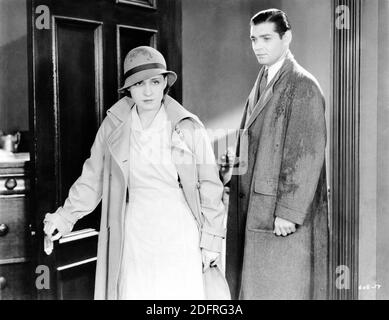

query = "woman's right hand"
43;212;70;241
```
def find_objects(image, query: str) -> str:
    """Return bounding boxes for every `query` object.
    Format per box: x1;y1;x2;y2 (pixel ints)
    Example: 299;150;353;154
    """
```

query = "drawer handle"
0;277;6;290
5;178;17;190
0;224;9;237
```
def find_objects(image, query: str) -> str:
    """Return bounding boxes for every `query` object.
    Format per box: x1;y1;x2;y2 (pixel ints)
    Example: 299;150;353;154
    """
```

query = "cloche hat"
118;46;177;93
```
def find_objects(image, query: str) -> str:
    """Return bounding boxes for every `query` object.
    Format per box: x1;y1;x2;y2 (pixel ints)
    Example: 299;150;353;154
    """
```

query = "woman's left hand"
201;248;220;268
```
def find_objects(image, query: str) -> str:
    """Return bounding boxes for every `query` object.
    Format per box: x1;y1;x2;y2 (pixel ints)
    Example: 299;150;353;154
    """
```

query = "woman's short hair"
250;9;291;38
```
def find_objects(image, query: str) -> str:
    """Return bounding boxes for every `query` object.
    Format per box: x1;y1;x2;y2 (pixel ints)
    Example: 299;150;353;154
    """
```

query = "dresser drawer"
0;175;29;195
0;262;33;300
0;196;30;260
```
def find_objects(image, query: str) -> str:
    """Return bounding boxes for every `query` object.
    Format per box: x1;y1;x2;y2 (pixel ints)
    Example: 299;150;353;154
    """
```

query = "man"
225;9;328;300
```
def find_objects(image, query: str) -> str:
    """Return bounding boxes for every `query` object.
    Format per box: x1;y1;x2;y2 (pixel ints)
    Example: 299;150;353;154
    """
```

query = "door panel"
57;261;97;300
29;0;182;299
55;17;103;205
116;25;157;98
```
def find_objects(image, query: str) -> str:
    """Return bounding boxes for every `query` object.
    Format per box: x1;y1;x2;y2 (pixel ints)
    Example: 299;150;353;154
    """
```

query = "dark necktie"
259;68;268;100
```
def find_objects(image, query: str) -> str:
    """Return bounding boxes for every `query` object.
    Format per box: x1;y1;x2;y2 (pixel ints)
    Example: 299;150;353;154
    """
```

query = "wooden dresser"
0;153;34;299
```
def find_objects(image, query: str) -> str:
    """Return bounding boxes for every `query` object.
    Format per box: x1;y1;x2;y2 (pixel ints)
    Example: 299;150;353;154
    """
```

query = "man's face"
250;22;290;67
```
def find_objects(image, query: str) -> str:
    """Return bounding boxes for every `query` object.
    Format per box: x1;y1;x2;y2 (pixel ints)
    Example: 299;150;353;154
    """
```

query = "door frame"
329;0;361;300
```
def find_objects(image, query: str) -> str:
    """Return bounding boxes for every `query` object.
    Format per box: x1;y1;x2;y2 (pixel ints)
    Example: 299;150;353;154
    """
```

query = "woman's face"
129;74;167;112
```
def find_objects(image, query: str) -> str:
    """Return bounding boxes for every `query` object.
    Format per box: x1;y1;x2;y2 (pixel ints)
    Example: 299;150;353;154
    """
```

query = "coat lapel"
165;95;201;161
165;96;203;225
244;52;295;129
248;71;262;115
108;122;130;180
164;95;203;129
106;97;133;181
237;70;261;133
171;129;193;155
171;130;200;223
244;69;275;129
105;95;201;182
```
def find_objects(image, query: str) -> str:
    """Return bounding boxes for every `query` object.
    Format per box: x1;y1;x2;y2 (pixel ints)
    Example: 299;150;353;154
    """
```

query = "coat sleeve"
274;79;326;225
185;120;226;253
48;118;110;234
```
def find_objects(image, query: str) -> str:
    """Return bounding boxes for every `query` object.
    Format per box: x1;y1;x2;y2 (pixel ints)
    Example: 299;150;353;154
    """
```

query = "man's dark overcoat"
226;52;328;300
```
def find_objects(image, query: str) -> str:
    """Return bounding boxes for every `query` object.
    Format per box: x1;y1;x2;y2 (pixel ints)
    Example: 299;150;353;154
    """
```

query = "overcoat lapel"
106;95;203;228
248;70;262;116
244;53;295;129
245;69;275;129
171;130;201;226
106;99;133;182
165;95;203;226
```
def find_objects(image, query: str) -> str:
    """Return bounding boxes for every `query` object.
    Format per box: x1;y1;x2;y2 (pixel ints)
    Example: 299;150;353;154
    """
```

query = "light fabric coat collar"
104;94;202;184
107;95;201;129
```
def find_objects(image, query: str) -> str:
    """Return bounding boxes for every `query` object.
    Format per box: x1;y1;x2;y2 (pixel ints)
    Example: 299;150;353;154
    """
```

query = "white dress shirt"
265;52;287;85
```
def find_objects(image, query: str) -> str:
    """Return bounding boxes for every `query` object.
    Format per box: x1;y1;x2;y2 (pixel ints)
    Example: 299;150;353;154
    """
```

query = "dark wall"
182;0;256;133
0;0;28;133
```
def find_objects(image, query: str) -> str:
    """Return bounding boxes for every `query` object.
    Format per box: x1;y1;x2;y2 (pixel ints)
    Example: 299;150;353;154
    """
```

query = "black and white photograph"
0;0;388;304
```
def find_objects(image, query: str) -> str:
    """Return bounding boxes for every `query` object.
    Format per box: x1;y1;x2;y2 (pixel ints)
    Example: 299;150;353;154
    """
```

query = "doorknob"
0;224;9;237
5;178;17;190
0;277;6;290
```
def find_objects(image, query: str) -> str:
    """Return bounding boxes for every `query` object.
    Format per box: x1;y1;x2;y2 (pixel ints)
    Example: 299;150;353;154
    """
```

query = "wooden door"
28;0;182;300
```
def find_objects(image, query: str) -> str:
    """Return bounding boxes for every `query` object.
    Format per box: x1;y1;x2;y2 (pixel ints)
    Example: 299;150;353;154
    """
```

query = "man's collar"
265;50;289;83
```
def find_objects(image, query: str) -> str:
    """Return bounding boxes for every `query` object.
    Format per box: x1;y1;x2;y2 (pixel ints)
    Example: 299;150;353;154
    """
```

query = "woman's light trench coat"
51;95;226;299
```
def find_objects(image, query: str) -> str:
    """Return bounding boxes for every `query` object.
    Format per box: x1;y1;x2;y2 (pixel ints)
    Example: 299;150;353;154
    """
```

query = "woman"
43;46;226;300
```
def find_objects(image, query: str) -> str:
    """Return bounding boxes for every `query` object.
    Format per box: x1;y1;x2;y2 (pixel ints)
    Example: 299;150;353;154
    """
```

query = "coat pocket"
254;177;278;195
246;179;278;232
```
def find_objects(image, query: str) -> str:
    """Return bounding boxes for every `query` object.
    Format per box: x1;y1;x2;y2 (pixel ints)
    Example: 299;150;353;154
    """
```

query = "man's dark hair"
250;9;291;38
